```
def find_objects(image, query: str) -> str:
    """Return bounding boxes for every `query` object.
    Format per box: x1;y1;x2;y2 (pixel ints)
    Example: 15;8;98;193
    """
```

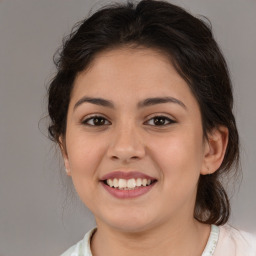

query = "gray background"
0;0;255;255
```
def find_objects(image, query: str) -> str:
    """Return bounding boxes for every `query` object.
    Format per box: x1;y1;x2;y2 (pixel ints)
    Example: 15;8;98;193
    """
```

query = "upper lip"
100;171;157;181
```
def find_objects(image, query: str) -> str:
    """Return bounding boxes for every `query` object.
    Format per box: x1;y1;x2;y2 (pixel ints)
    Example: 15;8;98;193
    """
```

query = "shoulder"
60;229;96;256
214;224;256;256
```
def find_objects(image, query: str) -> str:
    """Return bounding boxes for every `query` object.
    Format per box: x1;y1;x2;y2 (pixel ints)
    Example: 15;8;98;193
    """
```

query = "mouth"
100;171;157;199
103;178;157;190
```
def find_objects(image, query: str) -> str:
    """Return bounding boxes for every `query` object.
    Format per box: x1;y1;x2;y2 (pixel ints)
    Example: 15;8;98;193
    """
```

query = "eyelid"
143;114;176;126
80;113;176;126
81;114;111;126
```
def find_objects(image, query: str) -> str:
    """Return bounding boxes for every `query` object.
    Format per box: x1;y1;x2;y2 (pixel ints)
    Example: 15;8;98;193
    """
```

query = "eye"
145;115;176;126
82;115;111;126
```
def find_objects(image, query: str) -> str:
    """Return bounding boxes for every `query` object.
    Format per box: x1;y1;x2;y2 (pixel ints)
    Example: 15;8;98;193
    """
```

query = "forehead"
71;47;197;109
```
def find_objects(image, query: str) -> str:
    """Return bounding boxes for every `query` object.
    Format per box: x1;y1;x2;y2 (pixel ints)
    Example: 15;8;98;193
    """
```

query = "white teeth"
118;179;127;188
136;178;142;187
127;178;136;188
106;178;154;189
113;178;119;188
107;179;113;187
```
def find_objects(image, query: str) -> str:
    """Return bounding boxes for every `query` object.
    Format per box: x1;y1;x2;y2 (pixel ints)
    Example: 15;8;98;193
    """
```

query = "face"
62;47;210;233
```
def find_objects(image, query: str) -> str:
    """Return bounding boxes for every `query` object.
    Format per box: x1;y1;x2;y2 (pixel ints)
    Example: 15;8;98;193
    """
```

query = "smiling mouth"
103;178;157;190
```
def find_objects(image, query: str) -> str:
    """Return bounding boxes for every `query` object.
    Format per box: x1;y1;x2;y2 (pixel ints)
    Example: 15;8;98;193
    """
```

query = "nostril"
110;155;140;161
107;140;146;161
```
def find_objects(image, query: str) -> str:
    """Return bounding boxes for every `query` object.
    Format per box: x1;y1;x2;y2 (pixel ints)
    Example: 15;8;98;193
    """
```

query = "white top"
61;224;256;256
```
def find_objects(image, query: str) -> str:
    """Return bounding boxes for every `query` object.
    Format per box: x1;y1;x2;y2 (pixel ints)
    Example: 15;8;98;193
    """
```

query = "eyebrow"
74;97;115;110
138;97;187;110
73;96;187;111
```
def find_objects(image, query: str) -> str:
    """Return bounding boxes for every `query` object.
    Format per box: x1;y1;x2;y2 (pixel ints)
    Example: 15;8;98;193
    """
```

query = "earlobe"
63;158;72;176
59;136;72;176
201;126;229;175
65;167;71;176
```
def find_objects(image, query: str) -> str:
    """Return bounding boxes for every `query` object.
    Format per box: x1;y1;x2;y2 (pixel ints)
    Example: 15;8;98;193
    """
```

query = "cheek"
149;129;204;188
65;135;106;193
67;133;102;169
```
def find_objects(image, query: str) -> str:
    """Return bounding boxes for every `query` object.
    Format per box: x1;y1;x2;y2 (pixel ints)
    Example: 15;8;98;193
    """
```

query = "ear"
59;136;72;176
201;126;229;175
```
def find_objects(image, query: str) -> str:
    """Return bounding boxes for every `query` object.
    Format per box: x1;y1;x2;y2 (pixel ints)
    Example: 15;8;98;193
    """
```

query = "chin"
96;209;158;234
110;221;155;234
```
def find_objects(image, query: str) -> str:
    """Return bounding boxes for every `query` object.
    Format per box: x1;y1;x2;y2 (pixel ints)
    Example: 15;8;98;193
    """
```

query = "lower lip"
101;182;156;199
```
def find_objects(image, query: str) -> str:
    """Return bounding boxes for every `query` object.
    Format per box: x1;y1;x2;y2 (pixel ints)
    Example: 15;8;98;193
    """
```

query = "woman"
47;0;256;255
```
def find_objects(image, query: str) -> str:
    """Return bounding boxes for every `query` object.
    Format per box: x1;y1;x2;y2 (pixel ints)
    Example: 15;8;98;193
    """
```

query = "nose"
107;123;146;163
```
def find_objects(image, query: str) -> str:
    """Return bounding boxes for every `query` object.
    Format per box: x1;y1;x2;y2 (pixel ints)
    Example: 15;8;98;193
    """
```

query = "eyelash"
82;115;111;126
81;115;176;127
145;115;176;126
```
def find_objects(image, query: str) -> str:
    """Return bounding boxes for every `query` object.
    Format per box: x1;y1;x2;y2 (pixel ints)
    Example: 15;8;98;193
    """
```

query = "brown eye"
82;116;111;126
145;116;175;126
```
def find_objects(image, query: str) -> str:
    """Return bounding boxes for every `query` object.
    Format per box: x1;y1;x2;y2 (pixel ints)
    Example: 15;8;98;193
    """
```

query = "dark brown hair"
48;0;239;225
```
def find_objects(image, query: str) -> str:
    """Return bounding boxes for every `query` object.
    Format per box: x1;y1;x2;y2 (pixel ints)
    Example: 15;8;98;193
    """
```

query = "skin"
61;47;228;256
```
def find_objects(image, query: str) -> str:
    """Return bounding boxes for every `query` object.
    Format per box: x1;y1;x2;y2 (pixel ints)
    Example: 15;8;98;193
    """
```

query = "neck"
91;218;211;256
